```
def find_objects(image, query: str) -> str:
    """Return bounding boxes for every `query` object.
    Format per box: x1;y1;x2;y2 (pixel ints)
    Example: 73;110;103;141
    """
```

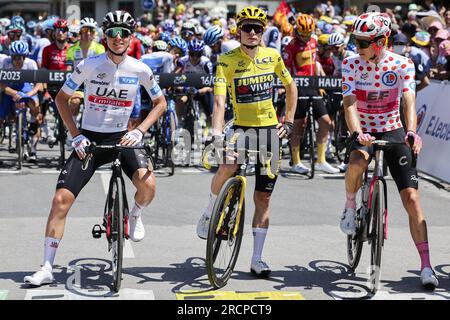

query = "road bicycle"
202;133;275;288
84;142;152;292
344;132;416;294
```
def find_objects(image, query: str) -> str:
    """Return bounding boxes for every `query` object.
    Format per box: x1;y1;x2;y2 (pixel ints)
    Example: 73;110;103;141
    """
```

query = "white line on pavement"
24;289;154;300
124;240;135;259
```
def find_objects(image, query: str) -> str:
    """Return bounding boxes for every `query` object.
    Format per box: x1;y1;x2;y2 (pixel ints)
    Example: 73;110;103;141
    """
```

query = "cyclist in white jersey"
24;10;167;287
340;12;438;289
262;24;281;52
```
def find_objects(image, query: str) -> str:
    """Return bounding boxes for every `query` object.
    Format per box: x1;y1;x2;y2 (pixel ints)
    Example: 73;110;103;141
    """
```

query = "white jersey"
61;53;163;133
332;50;356;77
177;55;213;75
221;40;240;53
262;26;281;52
141;51;174;73
0;56;38;70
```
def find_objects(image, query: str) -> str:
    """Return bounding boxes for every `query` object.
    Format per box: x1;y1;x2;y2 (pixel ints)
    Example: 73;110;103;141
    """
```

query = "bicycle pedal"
92;224;105;239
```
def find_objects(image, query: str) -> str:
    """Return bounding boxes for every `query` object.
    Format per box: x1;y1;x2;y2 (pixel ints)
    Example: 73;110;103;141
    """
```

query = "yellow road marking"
176;290;304;300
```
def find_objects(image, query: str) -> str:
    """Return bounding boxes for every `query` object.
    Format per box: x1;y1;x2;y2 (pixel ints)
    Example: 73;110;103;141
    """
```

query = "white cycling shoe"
129;214;145;242
316;161;340;174
24;267;54;287
291;163;311;174
340;208;357;235
196;213;210;240
421;267;439;290
251;260;271;278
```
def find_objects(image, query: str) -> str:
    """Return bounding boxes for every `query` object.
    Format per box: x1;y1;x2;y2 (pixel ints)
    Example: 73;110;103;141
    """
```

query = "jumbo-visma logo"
416;104;427;132
382;71;398;86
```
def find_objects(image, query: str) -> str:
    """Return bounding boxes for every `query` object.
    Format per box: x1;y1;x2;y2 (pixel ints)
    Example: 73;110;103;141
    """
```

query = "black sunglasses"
189;51;202;57
240;24;264;34
355;37;379;49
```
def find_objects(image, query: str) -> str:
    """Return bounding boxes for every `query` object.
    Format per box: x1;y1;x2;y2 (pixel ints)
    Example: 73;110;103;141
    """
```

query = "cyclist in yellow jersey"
196;6;298;277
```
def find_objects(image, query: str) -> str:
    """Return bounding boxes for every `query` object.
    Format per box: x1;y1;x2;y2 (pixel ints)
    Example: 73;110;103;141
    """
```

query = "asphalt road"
1;137;450;301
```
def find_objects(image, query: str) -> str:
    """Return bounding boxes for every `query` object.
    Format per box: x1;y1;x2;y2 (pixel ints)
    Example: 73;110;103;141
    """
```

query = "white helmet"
80;17;98;29
328;32;345;46
352;12;391;39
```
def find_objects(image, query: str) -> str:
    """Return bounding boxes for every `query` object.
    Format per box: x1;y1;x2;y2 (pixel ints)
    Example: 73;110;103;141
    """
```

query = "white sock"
130;201;144;217
42;122;49;137
204;193;217;218
43;237;60;271
252;228;268;264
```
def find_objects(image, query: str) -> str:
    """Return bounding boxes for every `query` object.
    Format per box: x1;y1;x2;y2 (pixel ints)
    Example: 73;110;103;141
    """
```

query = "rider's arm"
55;90;80;137
401;58;418;133
138;64;167;133
211;54;228;135
275;51;297;123
341;57;361;134
57;58;91;137
343;95;362;134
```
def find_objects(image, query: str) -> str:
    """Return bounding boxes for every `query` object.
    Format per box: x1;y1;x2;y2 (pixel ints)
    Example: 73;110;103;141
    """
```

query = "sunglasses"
12;55;25;60
189;51;202;57
81;27;96;34
106;27;131;38
182;30;194;36
55;28;68;33
354;37;378;49
8;32;22;37
240;24;264;34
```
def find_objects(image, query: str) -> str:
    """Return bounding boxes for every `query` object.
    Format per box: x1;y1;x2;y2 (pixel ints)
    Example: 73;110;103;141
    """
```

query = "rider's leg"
175;96;188;122
252;190;271;264
344;149;370;209
316;114;333;164
27;100;41;156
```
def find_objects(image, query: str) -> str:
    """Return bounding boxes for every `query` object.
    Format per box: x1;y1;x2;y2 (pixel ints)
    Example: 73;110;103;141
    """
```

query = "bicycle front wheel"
369;180;385;295
110;177;125;292
206;177;245;288
17;112;23;170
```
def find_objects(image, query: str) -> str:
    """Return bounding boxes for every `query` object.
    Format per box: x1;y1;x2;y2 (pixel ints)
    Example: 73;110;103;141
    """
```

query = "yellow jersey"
214;46;293;127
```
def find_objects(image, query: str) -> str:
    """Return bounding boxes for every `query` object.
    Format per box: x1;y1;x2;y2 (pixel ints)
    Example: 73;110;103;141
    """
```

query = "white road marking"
123;240;135;259
330;290;450;300
0;170;20;174
100;173;112;195
24;289;154;300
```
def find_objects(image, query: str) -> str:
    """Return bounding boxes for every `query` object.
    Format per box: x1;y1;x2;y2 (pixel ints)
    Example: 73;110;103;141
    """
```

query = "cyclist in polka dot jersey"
342;52;416;133
340;12;439;290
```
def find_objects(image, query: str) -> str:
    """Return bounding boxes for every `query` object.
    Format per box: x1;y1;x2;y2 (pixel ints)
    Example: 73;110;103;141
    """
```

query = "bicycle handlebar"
82;142;152;171
343;131;417;169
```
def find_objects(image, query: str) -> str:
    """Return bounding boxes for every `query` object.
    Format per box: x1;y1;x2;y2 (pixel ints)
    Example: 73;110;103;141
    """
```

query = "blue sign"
141;0;155;10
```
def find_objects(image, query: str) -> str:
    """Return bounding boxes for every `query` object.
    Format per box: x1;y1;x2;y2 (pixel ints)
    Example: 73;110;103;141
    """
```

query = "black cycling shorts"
224;125;281;193
350;128;418;192
295;89;328;120
56;129;151;198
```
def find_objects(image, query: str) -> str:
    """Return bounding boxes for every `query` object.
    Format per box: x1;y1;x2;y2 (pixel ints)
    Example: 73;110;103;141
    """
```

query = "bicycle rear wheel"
206;177;245;288
109;177;124;292
369;180;384;295
305;111;315;179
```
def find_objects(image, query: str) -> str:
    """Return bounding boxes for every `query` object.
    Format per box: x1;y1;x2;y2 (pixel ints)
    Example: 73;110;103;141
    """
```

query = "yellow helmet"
229;26;237;37
318;34;330;45
236;6;267;27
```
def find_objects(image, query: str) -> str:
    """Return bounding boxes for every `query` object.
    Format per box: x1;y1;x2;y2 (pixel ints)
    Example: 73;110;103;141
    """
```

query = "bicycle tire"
370;180;384;295
206;177;245;288
334;110;346;163
110;177;124;292
17;112;23;170
306;111;315;179
347;188;365;270
58;115;66;167
168;111;176;176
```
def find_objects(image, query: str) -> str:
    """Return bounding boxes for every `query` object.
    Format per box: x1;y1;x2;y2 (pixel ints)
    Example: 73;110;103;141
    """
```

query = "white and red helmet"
352;12;391;39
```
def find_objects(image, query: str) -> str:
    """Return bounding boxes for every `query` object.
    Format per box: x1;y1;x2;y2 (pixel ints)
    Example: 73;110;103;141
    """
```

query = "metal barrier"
0;69;342;90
